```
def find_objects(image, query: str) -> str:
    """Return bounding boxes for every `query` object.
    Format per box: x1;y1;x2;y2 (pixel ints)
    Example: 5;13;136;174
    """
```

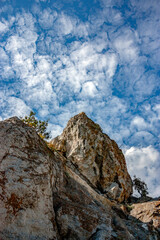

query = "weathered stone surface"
0;116;159;240
51;112;132;202
130;200;160;230
52;152;113;240
0;117;59;240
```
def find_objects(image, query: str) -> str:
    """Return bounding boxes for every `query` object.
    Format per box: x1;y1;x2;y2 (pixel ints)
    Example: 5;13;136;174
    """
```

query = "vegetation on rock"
133;175;149;198
21;111;50;140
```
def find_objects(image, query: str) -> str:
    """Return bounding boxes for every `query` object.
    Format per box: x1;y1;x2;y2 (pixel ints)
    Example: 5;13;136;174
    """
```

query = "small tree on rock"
133;175;149;198
21;111;50;140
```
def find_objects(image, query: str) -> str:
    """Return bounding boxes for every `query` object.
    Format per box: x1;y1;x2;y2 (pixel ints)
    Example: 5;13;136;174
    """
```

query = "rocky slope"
51;112;132;203
0;114;159;240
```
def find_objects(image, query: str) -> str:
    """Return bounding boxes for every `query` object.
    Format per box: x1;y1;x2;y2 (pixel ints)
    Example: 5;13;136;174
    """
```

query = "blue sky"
0;0;160;197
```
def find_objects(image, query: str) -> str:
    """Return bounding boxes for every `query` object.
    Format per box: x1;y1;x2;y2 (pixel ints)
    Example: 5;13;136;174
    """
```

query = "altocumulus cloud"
0;0;160;197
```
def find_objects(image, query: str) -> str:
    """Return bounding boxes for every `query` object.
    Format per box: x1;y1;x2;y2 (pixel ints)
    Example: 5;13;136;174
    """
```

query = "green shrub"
21;111;50;140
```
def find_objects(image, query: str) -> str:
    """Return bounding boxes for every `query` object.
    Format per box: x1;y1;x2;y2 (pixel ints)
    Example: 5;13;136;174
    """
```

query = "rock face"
0;117;58;239
0;115;160;240
130;200;160;231
51;112;132;202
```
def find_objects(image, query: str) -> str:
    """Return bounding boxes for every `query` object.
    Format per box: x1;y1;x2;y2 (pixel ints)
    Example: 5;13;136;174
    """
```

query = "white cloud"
2;13;39;90
55;14;75;36
142;103;160;126
23;79;55;107
105;53;117;78
134;73;158;98
36;56;52;73
48;123;63;138
65;42;118;94
81;81;98;97
1;97;31;119
92;33;108;52
0;20;8;33
128;104;160;147
131;116;148;130
74;22;89;38
153;104;160;119
129;131;156;147
100;4;124;26
0;47;9;63
132;0;160;73
39;8;57;29
38;104;50;117
5;35;22;51
124;146;160;197
0;47;14;79
1;10;119;116
114;31;138;62
5;31;37;56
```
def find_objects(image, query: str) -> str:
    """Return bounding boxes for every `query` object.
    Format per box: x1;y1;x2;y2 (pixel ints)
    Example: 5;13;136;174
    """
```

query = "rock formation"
0;117;58;239
51;112;132;202
130;200;160;231
0;113;159;240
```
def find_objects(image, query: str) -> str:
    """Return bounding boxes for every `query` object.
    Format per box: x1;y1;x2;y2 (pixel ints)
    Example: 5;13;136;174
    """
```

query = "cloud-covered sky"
0;0;160;197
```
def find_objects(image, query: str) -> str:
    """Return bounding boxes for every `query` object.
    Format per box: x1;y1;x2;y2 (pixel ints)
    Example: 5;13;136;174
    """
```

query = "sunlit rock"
51;112;132;202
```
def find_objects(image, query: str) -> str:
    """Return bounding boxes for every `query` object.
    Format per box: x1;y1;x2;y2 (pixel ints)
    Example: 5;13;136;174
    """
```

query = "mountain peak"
51;113;132;202
68;112;91;123
75;111;87;117
65;112;102;134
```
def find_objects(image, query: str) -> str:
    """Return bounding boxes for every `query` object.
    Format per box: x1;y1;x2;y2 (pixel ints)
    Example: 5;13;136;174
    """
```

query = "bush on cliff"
21;111;50;140
133;175;148;198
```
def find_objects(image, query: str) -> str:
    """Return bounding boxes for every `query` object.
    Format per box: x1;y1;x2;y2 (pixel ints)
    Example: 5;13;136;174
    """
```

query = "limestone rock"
0;116;159;240
130;200;160;230
0;117;59;239
51;112;132;202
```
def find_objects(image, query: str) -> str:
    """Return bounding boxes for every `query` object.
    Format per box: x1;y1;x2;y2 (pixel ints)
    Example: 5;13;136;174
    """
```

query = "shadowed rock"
0;115;159;239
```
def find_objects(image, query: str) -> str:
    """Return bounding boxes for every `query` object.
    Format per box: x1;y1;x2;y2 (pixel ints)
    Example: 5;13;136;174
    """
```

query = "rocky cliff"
0;114;159;240
50;112;132;203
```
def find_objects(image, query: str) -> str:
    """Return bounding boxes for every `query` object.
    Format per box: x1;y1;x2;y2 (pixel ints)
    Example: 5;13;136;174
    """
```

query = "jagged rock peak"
51;112;133;202
64;111;102;132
